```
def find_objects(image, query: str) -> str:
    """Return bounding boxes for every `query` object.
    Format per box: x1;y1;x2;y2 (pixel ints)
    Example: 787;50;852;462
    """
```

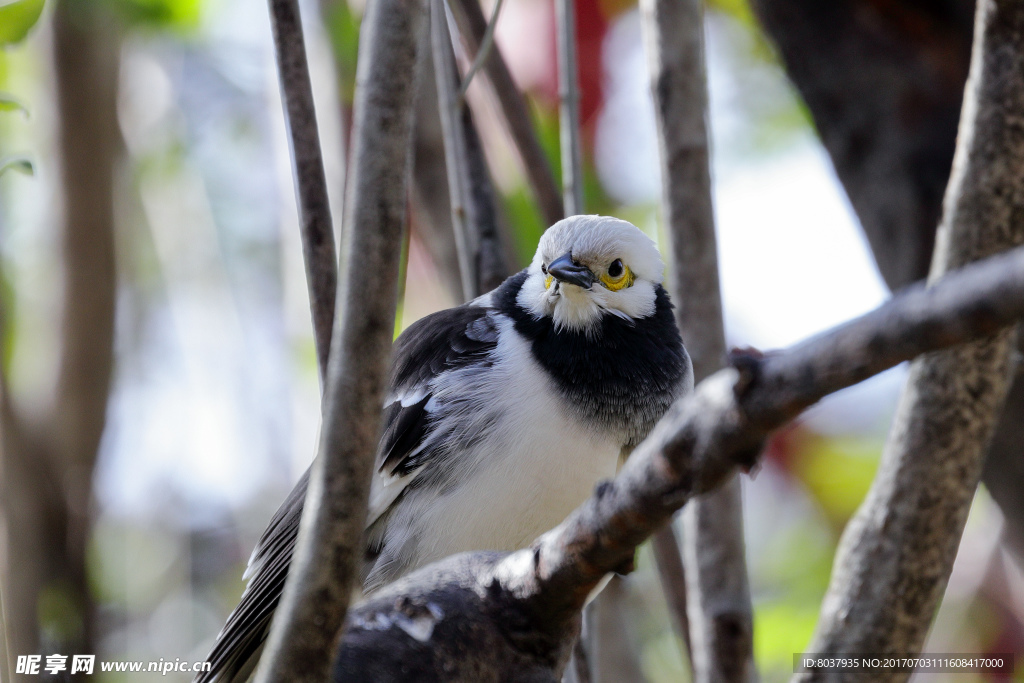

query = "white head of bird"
516;215;666;333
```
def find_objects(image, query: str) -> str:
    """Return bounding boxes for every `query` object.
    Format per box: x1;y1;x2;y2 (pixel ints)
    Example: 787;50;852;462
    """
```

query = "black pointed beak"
547;252;596;289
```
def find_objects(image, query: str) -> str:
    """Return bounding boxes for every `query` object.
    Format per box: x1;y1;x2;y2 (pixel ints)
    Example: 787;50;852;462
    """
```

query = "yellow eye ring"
600;261;634;291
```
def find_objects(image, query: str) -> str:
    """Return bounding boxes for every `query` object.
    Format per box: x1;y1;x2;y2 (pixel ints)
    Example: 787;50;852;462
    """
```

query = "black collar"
494;270;690;445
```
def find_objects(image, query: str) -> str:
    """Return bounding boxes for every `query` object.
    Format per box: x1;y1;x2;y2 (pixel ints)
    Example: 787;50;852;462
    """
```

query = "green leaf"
0;155;34;176
0;0;46;45
0;91;28;115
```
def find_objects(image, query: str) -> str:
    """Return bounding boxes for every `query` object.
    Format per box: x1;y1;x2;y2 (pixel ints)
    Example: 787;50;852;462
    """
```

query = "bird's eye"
541;263;548;275
600;259;633;291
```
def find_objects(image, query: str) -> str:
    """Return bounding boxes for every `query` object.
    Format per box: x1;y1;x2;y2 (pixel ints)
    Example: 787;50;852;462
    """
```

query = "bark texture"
641;0;754;679
798;0;1024;677
253;0;427;679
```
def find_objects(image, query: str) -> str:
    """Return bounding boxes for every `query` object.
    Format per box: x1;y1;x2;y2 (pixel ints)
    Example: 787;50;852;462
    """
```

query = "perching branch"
555;0;583;215
268;0;338;383
334;241;1024;681
448;0;564;226
253;0;428;679
799;0;1024;676
640;0;754;679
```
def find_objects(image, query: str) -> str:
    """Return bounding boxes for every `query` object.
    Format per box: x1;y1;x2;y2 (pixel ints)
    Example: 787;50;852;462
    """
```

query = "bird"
199;215;692;682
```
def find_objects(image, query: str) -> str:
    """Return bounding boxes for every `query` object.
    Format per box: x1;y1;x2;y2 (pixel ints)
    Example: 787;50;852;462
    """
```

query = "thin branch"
589;577;648;681
460;96;508;292
448;0;564;226
553;6;590;667
799;0;1024;675
431;0;477;300
555;0;583;215
253;0;428;678
335;241;1024;680
268;0;338;383
411;43;464;303
650;525;692;666
432;0;508;299
571;619;593;683
456;0;504;102
641;0;754;678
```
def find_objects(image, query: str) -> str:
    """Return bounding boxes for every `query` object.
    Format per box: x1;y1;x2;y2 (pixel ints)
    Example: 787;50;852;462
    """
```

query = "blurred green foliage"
0;153;31;176
0;0;45;45
0;2;38;385
37;581;84;647
107;0;201;32
0;91;28;113
321;0;360;104
90;521;182;611
755;600;820;678
503;186;545;267
794;435;881;527
708;0;756;29
641;631;689;683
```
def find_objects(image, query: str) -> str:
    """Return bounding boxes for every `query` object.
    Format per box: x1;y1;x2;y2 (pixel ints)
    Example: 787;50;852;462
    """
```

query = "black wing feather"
387;304;499;393
197;469;307;683
378;395;432;476
197;300;504;682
